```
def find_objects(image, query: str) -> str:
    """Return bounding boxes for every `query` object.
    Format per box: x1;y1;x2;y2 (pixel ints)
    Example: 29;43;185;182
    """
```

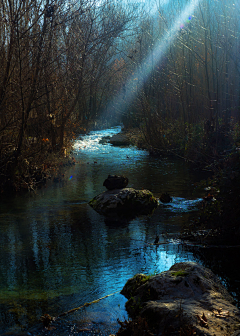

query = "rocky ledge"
109;129;143;147
88;188;158;216
109;133;132;146
117;262;240;336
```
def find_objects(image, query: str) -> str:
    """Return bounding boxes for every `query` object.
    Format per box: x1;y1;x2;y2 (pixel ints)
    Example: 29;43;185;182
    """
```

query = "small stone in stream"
103;175;128;190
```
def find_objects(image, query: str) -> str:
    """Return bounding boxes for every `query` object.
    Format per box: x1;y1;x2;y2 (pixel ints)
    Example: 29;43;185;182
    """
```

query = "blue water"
0;126;237;336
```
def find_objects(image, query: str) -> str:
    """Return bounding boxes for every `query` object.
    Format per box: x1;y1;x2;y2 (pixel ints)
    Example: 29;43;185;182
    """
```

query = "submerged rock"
88;188;158;216
99;136;111;145
119;262;240;335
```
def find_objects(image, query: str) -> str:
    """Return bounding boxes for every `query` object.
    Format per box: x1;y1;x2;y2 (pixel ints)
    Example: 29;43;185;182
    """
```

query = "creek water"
0;126;239;336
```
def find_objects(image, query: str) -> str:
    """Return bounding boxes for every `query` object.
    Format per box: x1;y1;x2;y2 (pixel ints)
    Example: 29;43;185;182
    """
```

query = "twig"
41;290;120;328
58;290;120;318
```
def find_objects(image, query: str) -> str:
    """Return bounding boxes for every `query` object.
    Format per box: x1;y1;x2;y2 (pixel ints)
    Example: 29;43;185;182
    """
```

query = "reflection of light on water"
0;126;215;335
161;197;202;213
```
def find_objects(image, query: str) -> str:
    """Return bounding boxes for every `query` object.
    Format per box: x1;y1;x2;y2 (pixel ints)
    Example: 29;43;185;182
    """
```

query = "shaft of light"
107;0;201;118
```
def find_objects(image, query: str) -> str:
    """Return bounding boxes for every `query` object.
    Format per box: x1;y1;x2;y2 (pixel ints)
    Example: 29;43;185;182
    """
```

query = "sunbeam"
107;0;201;120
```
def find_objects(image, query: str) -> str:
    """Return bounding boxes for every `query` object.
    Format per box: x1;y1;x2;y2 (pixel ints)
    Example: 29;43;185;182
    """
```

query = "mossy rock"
120;274;154;318
171;270;189;277
119;262;239;335
89;188;158;217
121;274;152;299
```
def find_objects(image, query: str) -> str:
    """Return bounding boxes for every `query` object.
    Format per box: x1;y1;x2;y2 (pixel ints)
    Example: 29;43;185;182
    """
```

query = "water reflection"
0;126;217;335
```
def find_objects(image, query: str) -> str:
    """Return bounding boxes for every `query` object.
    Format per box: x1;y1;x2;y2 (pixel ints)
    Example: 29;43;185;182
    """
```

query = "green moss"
134;274;151;283
89;189;158;216
129;274;151;296
88;198;98;207
124;275;160;318
171;270;189;277
121;274;152;299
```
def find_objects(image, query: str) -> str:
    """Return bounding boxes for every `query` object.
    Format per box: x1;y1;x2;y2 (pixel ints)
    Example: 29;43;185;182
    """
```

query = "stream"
0;126;239;336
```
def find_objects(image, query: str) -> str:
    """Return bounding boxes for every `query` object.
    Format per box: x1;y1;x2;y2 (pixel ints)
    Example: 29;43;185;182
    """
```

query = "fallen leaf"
196;314;208;327
213;309;229;318
202;312;207;322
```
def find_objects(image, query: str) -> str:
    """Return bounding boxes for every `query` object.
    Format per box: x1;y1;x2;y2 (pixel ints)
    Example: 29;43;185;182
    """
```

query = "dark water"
0;126;239;336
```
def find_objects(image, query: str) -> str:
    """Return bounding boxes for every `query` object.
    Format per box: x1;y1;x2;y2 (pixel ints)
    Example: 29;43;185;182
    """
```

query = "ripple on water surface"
0;127;218;335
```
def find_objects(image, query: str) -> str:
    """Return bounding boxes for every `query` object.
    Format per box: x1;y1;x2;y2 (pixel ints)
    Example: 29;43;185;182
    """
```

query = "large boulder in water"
88;188;158;216
109;133;131;146
119;262;240;335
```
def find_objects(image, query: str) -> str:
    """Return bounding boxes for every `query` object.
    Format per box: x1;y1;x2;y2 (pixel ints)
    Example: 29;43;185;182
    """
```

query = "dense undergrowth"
193;149;240;244
188;121;240;244
0;138;77;195
123;118;240;245
138;117;237;168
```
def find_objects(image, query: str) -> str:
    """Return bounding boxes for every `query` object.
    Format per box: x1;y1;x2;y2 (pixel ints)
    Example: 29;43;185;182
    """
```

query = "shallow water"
0;126;239;336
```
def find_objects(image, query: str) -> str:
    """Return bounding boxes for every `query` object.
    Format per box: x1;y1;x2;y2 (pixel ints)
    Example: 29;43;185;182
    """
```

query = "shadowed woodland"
1;1;240;334
0;0;240;193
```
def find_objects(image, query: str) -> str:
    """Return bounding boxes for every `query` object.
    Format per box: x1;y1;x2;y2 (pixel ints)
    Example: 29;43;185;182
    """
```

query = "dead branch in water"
40;290;120;329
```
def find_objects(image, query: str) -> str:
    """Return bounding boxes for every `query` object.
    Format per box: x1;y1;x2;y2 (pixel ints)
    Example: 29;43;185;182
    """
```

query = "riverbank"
113;127;240;246
0;149;76;195
181;149;240;246
108;127;146;148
